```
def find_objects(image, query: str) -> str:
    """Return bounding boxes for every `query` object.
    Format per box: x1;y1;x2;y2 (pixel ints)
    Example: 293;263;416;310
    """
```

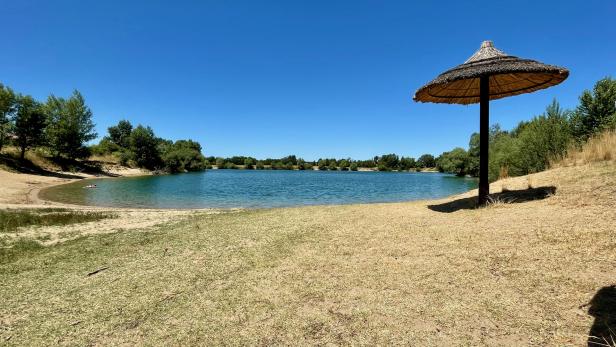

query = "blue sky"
3;1;615;160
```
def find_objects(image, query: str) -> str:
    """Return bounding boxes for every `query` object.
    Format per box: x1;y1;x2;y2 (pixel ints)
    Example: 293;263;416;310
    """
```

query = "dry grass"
0;208;115;233
88;153;120;164
553;130;616;168
0;161;615;345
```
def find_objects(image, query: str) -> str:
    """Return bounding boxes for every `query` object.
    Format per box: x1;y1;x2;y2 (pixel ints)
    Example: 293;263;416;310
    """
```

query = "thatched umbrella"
413;40;568;205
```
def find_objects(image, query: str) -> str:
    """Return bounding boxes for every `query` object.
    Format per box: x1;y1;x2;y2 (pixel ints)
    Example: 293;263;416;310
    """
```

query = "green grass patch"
0;208;116;233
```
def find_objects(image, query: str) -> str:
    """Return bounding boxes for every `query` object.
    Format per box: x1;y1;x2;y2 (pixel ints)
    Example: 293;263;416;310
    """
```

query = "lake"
40;170;478;209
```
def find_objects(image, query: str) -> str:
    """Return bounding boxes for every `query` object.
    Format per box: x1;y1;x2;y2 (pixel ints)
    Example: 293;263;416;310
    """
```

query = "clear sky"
3;1;615;160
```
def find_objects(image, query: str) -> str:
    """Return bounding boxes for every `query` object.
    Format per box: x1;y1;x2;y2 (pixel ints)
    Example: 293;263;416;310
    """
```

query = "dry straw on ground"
553;130;616;168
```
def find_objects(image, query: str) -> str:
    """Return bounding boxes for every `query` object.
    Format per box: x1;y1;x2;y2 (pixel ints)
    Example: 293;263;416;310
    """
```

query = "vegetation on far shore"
0;84;208;174
2;77;614;180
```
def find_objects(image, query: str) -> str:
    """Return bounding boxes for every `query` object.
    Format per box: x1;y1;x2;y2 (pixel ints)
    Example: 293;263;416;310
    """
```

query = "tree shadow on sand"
0;153;120;179
427;186;557;213
586;285;616;346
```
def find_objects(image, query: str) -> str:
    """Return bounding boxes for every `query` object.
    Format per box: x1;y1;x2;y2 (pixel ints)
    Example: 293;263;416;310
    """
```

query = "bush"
436;148;469;176
129;125;162;170
162;140;207;173
571;77;616;141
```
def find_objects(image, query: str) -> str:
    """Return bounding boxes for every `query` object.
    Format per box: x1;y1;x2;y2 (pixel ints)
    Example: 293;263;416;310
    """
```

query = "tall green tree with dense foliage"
107;120;133;149
377;154;399;171
436;148;470;176
243;157;255;169
570;77;616;141
45;91;97;159
14;96;47;159
399;156;416;171
162;139;207;173
129;125;161;170
515;100;572;174
466;133;480;176
417;154;436;168
0;83;17;152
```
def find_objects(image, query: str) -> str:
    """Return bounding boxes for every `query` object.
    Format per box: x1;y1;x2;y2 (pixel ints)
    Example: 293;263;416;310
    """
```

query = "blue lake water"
40;170;478;209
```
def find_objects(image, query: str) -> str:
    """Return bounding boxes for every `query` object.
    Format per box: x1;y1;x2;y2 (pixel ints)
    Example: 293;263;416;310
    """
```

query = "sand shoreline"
0;167;153;210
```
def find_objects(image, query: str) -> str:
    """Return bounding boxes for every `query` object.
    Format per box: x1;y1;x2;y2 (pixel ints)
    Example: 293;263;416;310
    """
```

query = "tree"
244;157;255;169
399;156;416;171
514;100;572;174
349;162;358;171
466;133;480;177
129;125;161;169
317;158;328;170
0;83;17;152
377;154;399;170
339;159;350;171
45;91;97;159
417;154;436;168
571;77;616;141
14;95;47;160
436;148;469;176
162;139;206;173
108;120;133;149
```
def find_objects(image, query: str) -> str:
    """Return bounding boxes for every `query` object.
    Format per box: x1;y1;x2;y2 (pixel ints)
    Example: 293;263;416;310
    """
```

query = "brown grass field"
1;135;615;346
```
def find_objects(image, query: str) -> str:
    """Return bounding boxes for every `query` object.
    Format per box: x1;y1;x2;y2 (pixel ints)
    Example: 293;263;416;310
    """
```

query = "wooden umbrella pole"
478;75;490;205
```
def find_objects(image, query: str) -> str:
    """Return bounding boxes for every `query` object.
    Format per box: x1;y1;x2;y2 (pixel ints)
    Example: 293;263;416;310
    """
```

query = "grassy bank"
0;208;115;233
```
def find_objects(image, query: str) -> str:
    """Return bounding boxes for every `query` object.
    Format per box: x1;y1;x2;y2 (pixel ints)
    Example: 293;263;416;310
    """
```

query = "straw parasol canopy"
413;41;569;105
413;41;568;205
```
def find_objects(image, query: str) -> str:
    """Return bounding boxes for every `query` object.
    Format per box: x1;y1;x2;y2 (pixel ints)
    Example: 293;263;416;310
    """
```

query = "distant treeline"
3;77;613;179
0;83;207;173
207;153;437;171
434;77;616;181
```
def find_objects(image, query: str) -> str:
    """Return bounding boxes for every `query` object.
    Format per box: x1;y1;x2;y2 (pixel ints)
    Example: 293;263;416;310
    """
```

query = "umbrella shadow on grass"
427;186;557;213
586;285;616;347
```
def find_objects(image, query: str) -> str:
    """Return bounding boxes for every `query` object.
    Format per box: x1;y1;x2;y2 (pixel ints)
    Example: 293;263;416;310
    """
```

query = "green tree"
244;157;255;169
349;162;358;171
466;133;480;177
417;154;436;168
377;154;399;170
399;156;416;171
45;91;97;159
571;77;616;141
162;139;206;173
0;83;17;152
129;125;161;169
514;100;572;174
14;96;47;160
317;158;328;170
339;159;350;171
107;120;133;149
488;129;519;181
436;148;469;176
